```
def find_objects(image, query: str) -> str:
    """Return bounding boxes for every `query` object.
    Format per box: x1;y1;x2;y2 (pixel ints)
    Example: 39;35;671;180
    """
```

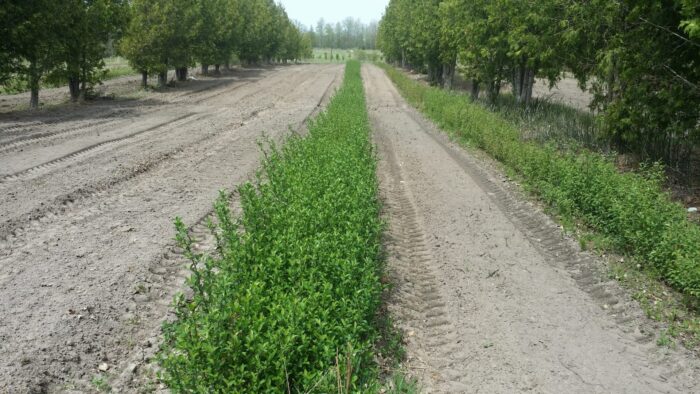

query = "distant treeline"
1;0;313;109
305;18;378;50
378;0;700;171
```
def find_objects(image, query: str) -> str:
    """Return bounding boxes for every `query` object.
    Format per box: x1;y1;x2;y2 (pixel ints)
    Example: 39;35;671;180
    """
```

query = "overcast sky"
278;0;389;29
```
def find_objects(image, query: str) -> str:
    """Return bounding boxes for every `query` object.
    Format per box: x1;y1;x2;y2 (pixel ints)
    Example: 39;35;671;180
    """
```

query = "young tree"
121;0;197;86
3;0;66;109
120;0;163;87
193;0;239;74
56;0;128;101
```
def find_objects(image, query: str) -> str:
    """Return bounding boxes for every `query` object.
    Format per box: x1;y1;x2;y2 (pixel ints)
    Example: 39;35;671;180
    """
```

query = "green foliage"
192;0;240;68
52;0;128;100
1;1;127;106
378;0;700;169
586;1;700;170
1;0;68;107
160;61;386;392
119;0;308;82
381;63;700;299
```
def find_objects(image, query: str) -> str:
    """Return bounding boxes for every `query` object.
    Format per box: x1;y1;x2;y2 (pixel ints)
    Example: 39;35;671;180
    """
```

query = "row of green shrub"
379;64;700;299
160;61;385;392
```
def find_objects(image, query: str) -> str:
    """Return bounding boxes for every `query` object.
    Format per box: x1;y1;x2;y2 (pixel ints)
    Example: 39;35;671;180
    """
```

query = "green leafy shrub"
160;61;384;392
380;63;700;298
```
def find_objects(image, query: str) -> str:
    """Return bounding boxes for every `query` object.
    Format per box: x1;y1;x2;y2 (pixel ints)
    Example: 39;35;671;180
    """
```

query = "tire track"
0;67;302;185
0;68;336;278
365;64;700;393
0;115;127;154
0;106;270;244
0;67;330;247
377;126;472;393
0;68;275;153
0;113;201;183
397;92;667;347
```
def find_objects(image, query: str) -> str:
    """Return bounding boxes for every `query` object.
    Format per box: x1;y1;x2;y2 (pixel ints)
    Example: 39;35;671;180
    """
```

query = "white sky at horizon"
277;0;389;29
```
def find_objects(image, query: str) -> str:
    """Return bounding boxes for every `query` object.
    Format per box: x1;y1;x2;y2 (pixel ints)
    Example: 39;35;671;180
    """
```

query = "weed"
385;372;420;394
91;375;112;393
657;330;674;347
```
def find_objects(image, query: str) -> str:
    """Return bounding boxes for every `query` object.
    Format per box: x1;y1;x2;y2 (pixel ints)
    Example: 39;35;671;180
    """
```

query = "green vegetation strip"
160;61;385;392
380;64;700;299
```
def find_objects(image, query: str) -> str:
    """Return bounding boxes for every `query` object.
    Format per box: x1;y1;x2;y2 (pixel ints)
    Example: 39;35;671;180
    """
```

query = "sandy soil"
363;64;700;393
0;64;344;393
531;76;593;112
443;73;593;112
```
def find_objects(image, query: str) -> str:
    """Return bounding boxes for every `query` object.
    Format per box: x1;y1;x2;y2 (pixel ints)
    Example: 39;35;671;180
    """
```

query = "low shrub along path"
160;61;386;392
364;63;700;392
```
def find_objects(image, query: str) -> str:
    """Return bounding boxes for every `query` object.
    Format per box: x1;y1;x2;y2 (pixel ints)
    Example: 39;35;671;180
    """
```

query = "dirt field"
3;62;699;393
363;64;699;393
0;64;344;392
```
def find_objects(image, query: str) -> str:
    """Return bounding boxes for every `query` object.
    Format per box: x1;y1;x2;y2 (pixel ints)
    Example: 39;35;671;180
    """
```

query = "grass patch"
103;56;137;79
159;61;406;392
379;63;700;317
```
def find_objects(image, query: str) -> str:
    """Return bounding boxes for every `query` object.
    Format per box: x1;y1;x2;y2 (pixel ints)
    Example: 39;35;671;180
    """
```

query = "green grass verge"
379;63;700;300
159;61;388;392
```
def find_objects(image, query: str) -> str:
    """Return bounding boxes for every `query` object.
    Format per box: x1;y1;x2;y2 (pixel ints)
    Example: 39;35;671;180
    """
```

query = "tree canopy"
2;0;311;107
378;0;700;170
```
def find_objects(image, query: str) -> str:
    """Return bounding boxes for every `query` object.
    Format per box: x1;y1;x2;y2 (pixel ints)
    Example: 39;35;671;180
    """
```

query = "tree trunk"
28;61;40;110
68;77;81;102
225;62;231;71
487;80;501;103
214;64;220;73
141;71;148;88
79;57;88;100
512;65;525;103
158;71;167;87
520;68;535;105
202;64;209;75
442;62;455;90
30;87;39;110
176;67;187;81
470;79;480;101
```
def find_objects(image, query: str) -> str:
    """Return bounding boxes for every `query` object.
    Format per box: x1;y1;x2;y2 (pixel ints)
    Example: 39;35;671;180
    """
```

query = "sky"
278;0;389;29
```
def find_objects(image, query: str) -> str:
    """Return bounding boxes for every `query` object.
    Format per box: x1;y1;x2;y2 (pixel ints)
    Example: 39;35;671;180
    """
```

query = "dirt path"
362;64;700;393
0;64;343;393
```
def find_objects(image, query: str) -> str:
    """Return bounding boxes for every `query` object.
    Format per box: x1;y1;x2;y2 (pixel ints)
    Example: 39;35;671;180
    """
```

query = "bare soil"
363;64;700;393
0;64;344;393
451;72;593;111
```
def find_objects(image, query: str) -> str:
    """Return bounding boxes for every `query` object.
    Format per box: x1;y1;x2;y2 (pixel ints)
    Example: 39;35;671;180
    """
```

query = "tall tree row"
378;0;700;170
1;0;311;108
121;0;309;87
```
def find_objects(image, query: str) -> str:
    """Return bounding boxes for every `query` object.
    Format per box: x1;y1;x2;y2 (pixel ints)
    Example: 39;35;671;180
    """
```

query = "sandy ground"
531;76;593;112
0;73;145;114
0;64;344;392
446;73;593;112
363;64;700;393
